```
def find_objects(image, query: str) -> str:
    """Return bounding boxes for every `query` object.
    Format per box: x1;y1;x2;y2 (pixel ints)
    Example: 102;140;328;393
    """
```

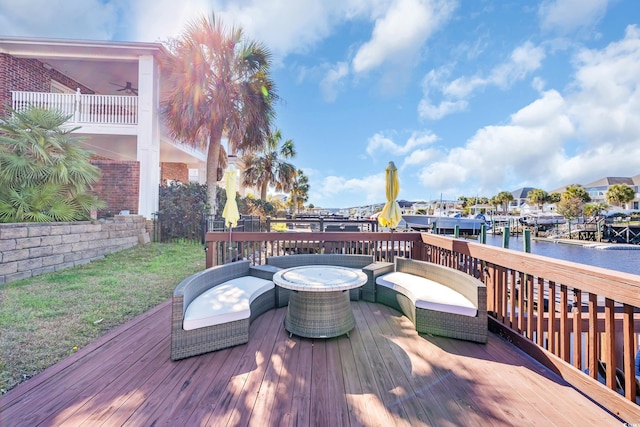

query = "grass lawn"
0;241;206;394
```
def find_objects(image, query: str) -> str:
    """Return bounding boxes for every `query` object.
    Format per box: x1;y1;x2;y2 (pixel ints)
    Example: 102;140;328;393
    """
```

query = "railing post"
74;88;81;122
502;226;510;248
523;229;531;253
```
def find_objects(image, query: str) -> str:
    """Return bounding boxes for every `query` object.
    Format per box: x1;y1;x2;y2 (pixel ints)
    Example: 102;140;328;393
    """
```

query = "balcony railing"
11;89;138;125
205;230;640;420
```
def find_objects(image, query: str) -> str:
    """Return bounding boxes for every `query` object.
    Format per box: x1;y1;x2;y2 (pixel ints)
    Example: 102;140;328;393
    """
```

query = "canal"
481;234;640;276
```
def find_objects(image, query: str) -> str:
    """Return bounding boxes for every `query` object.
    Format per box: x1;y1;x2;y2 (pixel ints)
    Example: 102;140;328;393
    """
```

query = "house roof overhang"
0;36;170;96
0;35;169;61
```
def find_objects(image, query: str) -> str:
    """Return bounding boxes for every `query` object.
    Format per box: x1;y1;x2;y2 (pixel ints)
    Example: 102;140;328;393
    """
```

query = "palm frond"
0;106;104;223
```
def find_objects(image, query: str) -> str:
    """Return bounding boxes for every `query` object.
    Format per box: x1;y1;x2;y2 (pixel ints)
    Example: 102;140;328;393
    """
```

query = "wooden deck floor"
1;301;622;426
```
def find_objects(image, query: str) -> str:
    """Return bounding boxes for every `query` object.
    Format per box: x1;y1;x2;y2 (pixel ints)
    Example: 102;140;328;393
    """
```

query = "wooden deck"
1;301;622;426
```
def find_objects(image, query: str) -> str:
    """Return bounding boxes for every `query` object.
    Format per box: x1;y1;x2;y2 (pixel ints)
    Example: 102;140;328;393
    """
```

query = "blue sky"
1;0;639;209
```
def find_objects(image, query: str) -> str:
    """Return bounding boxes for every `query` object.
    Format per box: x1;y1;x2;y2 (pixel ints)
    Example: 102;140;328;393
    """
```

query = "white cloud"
568;25;640;148
310;173;386;207
417;99;468;120
442;75;486;99
489;41;546;88
401;148;440;168
129;0;212;42
418;89;573;194
418;41;545;120
538;0;609;35
365;130;437;157
0;0;124;39
414;25;640;196
217;0;339;60
352;0;457;73
320;62;350;102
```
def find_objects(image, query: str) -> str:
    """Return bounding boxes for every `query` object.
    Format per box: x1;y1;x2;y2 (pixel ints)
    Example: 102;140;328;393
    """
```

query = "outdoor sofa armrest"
361;261;394;302
250;264;281;280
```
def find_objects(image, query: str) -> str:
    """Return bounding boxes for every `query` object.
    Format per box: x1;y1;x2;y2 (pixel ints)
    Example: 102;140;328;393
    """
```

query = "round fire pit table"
273;265;367;338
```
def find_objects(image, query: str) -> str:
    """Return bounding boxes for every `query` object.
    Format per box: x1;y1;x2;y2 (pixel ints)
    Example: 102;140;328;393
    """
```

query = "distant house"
509;187;535;213
582;175;640;210
547;175;640;211
0;36;209;219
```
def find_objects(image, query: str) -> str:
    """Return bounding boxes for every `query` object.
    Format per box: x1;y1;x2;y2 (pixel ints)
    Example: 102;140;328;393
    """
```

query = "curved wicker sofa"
266;254;393;306
171;255;487;360
171;260;276;361
376;257;488;343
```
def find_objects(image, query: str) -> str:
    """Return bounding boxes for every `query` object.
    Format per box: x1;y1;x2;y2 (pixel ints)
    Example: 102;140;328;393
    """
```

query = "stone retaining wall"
0;215;149;286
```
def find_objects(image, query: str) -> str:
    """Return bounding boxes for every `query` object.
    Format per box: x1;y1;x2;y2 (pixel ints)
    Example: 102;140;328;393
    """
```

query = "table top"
273;265;367;292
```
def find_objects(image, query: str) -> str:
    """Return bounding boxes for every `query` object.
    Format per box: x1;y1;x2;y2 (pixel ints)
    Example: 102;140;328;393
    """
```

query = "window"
50;80;74;94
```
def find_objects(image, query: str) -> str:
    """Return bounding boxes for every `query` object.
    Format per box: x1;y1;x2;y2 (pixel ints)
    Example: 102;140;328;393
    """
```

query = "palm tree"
563;184;591;203
527;188;550;212
584;201;609;218
289;169;310;214
0;107;104;222
605;183;635;208
493;191;514;214
241;129;296;200
161;13;277;213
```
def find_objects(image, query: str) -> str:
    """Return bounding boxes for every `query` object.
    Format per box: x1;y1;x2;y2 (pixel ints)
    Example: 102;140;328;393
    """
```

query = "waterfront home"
0;36;212;219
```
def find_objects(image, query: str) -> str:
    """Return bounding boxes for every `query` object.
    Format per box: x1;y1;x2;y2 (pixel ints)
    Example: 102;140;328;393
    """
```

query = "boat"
402;213;491;236
518;213;566;228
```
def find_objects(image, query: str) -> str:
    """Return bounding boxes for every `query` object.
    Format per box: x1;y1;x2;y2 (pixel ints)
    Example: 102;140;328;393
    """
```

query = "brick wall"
161;162;189;183
0;215;149;285
91;159;140;217
0;54;93;117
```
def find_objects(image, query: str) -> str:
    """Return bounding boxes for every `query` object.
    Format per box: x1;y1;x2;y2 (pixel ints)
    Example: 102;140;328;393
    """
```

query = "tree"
563;184;591;203
527;188;550;211
241;129;296;200
605;183;635;207
556;195;584;239
161;13;277;214
158;181;209;240
0;107;105;222
493;191;514;214
584;201;609;218
289;169;310;214
549;192;561;203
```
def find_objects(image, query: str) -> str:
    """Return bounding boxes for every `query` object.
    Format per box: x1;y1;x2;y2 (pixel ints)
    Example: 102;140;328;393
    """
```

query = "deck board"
0;300;623;426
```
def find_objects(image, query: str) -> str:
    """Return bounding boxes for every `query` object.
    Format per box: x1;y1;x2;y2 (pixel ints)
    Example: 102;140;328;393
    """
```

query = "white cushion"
183;276;274;331
376;272;477;317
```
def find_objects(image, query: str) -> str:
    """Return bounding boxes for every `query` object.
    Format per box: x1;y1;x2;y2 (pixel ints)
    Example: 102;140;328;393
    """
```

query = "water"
478;234;640;276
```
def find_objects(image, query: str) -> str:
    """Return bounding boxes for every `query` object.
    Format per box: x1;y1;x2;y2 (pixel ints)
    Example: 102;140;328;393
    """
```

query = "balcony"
11;90;138;125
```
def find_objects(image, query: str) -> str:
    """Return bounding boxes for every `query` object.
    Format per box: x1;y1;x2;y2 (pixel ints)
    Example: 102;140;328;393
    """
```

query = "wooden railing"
205;230;640;420
11;90;138;125
205;231;423;268
419;233;640;420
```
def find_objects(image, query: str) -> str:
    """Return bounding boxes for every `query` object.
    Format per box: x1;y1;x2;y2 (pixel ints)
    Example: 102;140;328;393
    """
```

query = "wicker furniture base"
362;261;394;302
285;290;355;338
171;260;276;361
376;257;487;344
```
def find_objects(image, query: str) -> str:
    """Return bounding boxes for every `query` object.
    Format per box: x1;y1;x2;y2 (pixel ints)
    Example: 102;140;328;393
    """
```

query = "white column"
136;55;160;219
197;160;207;185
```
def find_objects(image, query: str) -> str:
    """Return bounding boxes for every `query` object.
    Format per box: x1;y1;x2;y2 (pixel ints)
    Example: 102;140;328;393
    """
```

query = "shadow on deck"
0;301;621;426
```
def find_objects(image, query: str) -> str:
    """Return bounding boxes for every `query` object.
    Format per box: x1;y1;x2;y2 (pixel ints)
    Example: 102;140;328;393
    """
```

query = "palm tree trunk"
260;183;268;201
207;121;224;215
